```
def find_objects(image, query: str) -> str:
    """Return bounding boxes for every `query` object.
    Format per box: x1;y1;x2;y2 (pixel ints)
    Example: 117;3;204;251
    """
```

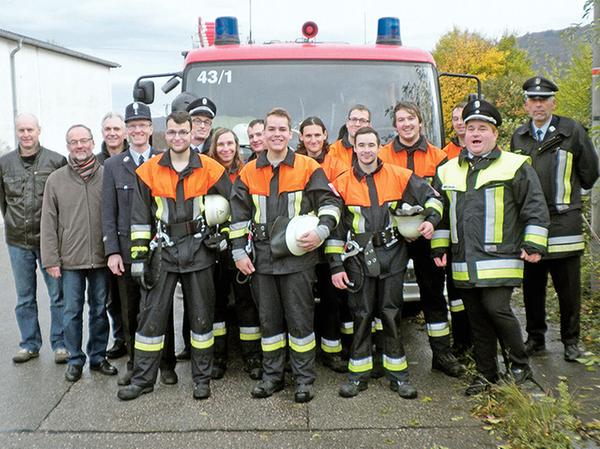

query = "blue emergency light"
376;17;402;45
214;16;240;45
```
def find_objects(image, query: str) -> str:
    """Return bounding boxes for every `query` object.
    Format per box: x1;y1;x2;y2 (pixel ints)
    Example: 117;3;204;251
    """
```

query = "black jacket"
102;148;158;264
432;148;550;288
0;146;66;249
511;115;599;258
97;140;129;165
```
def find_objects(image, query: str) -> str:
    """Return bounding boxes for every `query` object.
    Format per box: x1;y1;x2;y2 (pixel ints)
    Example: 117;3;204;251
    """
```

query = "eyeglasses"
192;118;212;127
347;117;370;125
67;138;93;146
165;130;190;137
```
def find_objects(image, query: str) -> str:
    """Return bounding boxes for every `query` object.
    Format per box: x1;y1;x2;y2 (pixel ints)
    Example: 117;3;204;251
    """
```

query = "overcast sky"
0;0;591;116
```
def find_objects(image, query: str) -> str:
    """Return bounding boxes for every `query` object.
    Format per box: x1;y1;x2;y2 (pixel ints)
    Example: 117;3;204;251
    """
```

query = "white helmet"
286;215;321;256
204;194;231;226
394;214;424;239
232;123;250;146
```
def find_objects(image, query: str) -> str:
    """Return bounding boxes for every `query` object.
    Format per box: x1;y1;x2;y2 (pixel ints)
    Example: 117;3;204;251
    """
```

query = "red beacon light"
301;21;319;40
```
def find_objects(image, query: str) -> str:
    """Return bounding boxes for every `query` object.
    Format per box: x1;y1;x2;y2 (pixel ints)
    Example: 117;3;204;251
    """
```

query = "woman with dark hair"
208;128;245;181
206;128;262;380
297;117;350;373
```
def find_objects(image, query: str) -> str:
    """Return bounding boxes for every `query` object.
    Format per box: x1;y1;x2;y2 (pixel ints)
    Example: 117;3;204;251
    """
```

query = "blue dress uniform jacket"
510;115;599;259
102;149;158;264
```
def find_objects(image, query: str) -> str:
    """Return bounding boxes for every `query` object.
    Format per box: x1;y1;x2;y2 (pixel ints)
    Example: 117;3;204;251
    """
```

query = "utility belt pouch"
362;239;381;277
253;223;269;241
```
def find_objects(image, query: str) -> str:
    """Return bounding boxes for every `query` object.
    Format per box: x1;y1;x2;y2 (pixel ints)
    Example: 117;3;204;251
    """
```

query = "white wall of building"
0;37;114;156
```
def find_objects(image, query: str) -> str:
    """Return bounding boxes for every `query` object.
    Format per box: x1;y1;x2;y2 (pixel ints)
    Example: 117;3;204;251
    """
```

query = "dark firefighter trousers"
314;262;352;356
445;261;472;350
181;263;261;361
459;286;529;381
523;256;581;345
407;237;452;354
346;268;409;383
131;267;215;387
117;264;175;372
213;261;261;363
250;269;317;386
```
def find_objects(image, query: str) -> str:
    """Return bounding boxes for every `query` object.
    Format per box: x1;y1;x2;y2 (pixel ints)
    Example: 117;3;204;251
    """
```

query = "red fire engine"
133;16;448;147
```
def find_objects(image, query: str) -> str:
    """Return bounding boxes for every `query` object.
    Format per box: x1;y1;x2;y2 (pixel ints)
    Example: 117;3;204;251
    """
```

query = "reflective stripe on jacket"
230;149;342;275
511;115;599;259
130;150;232;272
433;148;549;288
326;160;442;278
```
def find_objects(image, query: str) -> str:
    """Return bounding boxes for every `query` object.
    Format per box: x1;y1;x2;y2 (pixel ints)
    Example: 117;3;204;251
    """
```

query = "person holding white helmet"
117;111;232;401
206;128;262;380
230;108;342;404
326;126;443;400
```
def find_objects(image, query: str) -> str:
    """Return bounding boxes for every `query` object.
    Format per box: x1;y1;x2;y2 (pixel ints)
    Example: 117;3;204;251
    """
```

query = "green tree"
552;42;592;128
433;29;533;143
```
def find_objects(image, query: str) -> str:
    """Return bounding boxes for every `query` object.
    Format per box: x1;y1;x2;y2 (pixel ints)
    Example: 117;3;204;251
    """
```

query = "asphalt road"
0;231;597;449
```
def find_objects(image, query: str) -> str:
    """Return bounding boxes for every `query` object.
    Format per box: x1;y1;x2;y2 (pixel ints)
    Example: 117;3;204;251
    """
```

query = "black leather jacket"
0;146;66;249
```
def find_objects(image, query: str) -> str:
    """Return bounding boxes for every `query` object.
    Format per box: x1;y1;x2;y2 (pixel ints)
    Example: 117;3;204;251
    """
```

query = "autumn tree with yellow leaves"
433;29;533;145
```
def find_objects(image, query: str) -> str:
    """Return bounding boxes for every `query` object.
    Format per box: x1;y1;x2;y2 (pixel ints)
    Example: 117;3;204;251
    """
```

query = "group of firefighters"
3;75;598;404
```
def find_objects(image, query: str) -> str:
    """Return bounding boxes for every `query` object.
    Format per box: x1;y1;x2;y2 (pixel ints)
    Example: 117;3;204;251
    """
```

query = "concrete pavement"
0;234;597;449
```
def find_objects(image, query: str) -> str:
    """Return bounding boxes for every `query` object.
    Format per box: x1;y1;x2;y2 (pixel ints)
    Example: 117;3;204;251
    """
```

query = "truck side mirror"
133;80;155;104
161;76;180;94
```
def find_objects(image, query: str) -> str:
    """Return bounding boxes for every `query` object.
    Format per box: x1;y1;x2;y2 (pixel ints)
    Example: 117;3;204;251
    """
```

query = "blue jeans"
62;268;109;366
7;244;65;352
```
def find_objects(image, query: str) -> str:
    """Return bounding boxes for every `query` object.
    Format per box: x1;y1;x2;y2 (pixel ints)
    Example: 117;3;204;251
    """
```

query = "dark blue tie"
536;129;543;142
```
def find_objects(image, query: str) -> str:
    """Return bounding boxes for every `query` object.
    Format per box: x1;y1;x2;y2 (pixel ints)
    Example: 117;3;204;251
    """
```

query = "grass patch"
471;380;599;448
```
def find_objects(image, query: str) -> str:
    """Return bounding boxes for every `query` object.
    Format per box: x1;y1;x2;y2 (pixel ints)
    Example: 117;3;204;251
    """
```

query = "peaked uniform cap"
522;76;558;98
125;102;152;122
461;99;502;127
187;97;217;118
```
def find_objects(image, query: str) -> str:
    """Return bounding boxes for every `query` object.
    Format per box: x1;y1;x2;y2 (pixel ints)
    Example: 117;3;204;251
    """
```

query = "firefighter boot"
251;379;284;399
322;353;348;373
193;382;211;400
117;384;154;401
294;384;314;403
244;356;263;380
211;358;227;380
432;352;466;378
339;380;368;398
390;380;418;399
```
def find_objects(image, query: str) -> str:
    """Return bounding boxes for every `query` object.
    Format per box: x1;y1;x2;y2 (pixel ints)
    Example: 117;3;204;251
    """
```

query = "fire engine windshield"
184;60;442;146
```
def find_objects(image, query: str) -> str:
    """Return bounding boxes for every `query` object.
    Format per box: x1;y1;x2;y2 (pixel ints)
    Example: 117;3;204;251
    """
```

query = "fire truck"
132;16;457;302
132;16;447;147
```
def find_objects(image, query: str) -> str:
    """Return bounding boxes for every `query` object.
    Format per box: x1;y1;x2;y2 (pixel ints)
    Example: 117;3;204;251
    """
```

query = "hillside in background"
516;24;591;72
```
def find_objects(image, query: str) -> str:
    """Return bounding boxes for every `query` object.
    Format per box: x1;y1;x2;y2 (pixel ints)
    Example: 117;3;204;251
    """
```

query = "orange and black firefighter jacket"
442;138;462;160
325;159;443;278
130;150;232;272
311;149;348;183
380;135;447;184
229;149;342;275
431;147;550;288
328;136;355;168
510;115;599;259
